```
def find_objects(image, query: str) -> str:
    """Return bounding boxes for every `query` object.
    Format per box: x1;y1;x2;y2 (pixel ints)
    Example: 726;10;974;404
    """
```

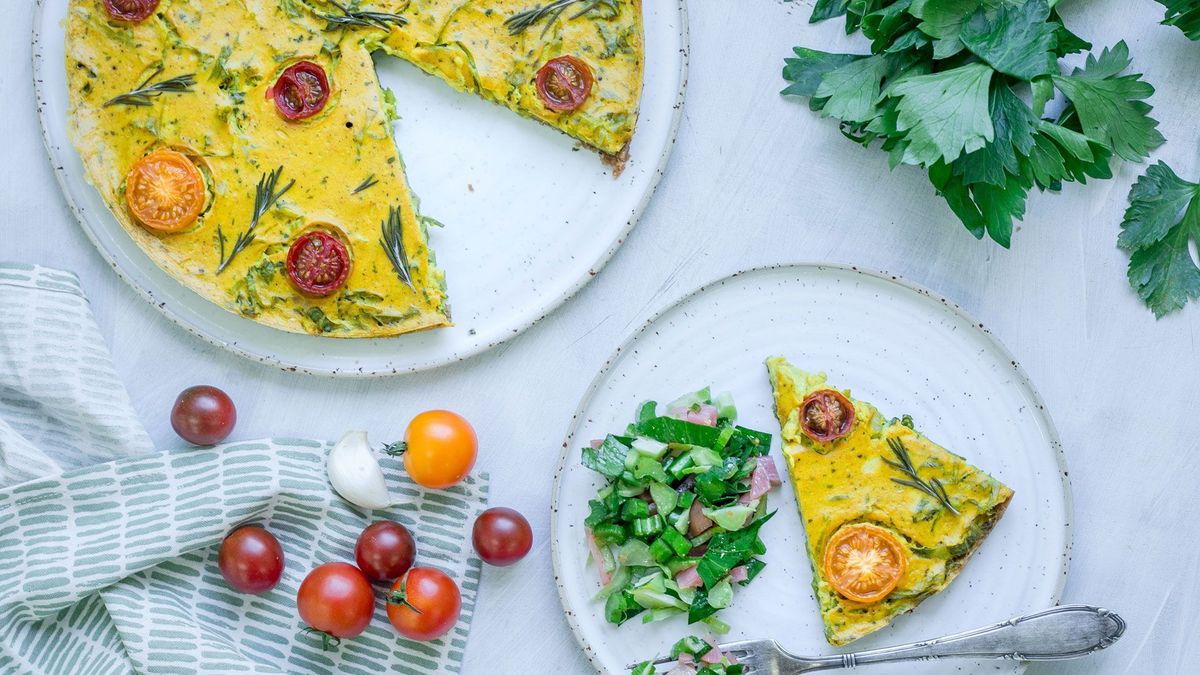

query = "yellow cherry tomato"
401;410;477;489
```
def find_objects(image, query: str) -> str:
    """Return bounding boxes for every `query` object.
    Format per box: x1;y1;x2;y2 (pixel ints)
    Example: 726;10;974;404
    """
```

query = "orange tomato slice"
822;523;906;604
125;149;206;232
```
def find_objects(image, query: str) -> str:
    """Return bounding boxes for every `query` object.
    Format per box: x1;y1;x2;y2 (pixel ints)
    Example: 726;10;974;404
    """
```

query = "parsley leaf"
890;63;995;166
816;54;893;123
1156;0;1200;40
960;0;1057;80
954;83;1037;186
781;48;863;100
1120;162;1200;317
1052;42;1165;162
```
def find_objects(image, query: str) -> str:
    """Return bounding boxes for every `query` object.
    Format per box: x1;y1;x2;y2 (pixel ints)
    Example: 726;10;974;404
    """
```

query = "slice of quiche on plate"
765;356;1014;646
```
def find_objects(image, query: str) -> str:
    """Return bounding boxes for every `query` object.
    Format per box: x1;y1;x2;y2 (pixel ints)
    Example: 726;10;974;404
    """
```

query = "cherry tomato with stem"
218;525;284;594
386;568;461;641
355;520;416;581
472;507;532;567
171;385;237;446
296;562;376;650
391;410;477;489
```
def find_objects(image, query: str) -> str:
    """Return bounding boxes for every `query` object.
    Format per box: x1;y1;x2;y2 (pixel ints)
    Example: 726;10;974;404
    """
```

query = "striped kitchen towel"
0;264;489;674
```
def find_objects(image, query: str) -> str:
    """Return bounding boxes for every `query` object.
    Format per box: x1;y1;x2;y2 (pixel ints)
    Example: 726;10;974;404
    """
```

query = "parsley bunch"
782;0;1164;248
1156;0;1200;40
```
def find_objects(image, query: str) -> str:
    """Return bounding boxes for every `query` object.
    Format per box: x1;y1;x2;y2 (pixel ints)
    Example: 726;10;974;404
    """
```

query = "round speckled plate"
551;264;1072;675
32;0;687;376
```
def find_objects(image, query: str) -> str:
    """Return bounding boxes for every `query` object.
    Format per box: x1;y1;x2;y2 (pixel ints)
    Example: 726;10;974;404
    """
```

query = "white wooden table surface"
5;1;1199;673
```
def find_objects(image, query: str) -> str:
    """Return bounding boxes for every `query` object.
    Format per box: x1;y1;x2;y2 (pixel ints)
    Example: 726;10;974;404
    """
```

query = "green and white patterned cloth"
0;264;489;674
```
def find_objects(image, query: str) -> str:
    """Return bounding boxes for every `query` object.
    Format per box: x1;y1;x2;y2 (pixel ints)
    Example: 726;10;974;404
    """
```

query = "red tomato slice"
103;0;160;22
271;61;331;121
799;389;856;443
286;230;351;297
535;56;594;113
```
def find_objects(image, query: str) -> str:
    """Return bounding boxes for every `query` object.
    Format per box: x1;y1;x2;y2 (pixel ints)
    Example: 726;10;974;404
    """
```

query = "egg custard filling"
66;0;644;337
765;357;1014;646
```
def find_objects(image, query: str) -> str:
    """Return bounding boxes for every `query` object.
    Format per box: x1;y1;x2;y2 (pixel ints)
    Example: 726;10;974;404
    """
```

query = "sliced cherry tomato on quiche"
822;523;906;605
286;230;351;297
124;149;206;233
103;0;160;23
272;61;331;121
535;56;593;113
799;389;856;443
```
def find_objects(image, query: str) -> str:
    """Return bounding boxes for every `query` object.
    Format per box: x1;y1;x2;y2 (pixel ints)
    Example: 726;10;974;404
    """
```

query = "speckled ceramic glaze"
551;264;1072;675
33;0;688;376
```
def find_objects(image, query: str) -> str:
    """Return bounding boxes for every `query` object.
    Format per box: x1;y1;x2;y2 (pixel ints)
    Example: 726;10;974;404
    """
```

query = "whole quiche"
65;0;644;337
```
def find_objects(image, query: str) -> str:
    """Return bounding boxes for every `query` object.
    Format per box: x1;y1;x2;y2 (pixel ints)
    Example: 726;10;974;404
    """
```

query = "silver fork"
638;605;1125;673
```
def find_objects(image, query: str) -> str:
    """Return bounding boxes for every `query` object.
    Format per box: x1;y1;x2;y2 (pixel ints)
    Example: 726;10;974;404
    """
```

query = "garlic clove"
327;430;392;510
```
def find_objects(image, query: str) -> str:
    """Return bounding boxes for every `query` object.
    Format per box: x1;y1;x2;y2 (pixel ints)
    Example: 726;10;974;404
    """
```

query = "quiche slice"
65;0;643;337
765;357;1013;646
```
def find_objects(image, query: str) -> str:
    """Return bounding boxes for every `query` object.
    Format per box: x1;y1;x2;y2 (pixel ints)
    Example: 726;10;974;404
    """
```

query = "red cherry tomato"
103;0;160;23
297;562;375;648
286;230;351;297
272;61;330;121
355;521;416;582
386;568;461;641
218;525;284;594
472;507;533;567
535;56;593;112
401;410;478;489
171;385;237;446
799;389;856;443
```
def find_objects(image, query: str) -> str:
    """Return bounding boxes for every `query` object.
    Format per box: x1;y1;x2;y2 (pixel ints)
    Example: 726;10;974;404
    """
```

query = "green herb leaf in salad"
582;388;780;631
781;1;1164;251
628;635;744;675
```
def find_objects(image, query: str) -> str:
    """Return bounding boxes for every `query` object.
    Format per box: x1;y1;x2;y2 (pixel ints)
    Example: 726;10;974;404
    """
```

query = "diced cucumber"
591;522;628;546
632;436;669;460
649;481;678;516
703;504;756;531
648;537;674;564
713;391;737;421
620;499;650;521
666;387;711;412
631;514;664;539
662;526;691;552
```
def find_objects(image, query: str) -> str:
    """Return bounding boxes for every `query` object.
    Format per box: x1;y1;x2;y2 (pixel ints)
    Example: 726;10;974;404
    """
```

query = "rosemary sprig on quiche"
317;0;407;31
505;0;617;36
104;67;196;107
351;175;379;194
379;205;414;289
884;437;960;515
217;167;295;274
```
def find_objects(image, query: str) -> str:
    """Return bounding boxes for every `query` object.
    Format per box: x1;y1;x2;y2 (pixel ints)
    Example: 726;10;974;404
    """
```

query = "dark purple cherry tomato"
171;385;236;446
218;525;284;594
355;520;416;581
472;507;533;567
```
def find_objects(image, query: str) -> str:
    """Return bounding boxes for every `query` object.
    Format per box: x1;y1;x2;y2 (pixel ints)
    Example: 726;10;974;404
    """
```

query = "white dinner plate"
32;0;688;376
551;264;1072;674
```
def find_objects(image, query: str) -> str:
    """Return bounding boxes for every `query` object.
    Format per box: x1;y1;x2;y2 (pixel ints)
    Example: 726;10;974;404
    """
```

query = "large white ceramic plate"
551;264;1072;675
32;0;687;376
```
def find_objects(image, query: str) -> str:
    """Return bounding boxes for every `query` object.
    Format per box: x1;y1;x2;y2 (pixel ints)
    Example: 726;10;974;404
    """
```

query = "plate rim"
549;262;1074;675
31;0;691;378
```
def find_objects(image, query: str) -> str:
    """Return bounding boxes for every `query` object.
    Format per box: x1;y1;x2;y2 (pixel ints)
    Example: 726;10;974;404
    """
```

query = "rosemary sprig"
884;437;960;515
351;175;379;194
216;167;295;274
505;0;617;36
317;0;408;31
379;205;414;289
104;67;196;107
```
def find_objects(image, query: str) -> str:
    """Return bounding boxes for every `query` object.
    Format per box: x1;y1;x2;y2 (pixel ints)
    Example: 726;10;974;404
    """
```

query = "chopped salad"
581;388;781;633
629;635;743;675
